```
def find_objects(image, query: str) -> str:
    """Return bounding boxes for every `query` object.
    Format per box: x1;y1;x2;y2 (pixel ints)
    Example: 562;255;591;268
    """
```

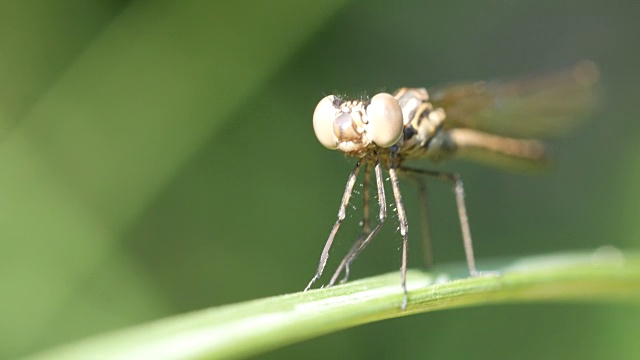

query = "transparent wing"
430;61;600;139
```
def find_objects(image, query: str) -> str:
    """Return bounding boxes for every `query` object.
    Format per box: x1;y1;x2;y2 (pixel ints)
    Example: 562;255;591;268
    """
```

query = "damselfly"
304;61;600;310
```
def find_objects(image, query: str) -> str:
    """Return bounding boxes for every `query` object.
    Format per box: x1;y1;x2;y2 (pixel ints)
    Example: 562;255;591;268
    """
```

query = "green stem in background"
26;249;640;360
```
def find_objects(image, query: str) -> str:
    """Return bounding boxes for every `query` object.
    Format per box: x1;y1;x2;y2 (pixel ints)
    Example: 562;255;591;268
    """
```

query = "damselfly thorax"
304;61;600;310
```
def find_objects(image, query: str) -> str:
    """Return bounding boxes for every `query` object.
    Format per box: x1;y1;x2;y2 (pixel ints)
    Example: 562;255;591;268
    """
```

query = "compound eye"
366;93;403;147
312;95;338;149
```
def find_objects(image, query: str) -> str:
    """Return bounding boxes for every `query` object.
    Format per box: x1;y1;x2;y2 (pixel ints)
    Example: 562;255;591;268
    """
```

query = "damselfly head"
312;93;404;154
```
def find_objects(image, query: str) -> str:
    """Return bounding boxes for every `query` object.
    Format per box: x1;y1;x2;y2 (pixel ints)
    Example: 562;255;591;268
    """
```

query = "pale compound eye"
366;93;403;147
313;95;339;149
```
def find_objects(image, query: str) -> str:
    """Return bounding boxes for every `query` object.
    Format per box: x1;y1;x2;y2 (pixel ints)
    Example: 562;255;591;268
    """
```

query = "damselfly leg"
389;151;411;309
328;158;387;287
328;163;372;286
323;150;414;309
304;158;363;292
399;167;478;276
402;173;434;268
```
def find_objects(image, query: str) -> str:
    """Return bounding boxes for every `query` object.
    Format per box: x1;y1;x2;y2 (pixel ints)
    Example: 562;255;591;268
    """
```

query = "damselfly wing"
305;61;599;310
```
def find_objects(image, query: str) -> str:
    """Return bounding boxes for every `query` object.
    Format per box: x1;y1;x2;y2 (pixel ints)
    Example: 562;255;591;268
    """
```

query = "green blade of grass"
25;249;640;360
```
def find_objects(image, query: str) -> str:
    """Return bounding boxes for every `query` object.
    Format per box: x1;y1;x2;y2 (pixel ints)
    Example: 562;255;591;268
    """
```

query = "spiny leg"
328;159;387;286
402;173;433;268
388;153;410;310
305;158;363;291
328;162;372;286
399;166;479;276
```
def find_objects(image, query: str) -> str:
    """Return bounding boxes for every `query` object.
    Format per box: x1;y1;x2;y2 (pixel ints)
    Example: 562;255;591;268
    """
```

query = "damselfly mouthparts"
304;61;599;310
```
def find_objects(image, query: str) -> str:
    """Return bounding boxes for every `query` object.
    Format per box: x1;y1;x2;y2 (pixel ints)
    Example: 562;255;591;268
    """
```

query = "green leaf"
26;250;640;360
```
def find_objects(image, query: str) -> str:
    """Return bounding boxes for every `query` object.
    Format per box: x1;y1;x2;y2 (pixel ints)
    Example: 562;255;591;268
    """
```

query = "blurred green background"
1;0;639;359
